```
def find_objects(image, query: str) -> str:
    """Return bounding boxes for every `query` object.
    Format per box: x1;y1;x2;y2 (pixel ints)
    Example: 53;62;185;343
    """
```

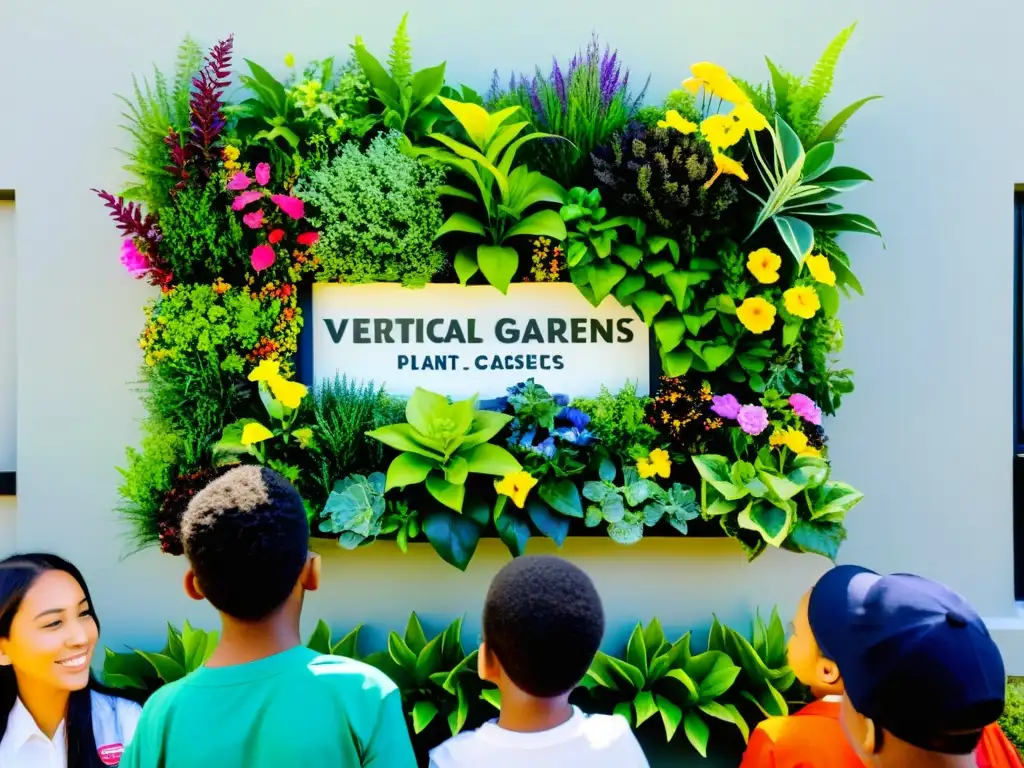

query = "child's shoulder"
303;651;401;698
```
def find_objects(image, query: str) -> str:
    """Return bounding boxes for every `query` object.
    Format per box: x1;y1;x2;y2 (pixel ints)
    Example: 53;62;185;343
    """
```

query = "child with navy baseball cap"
808;565;1021;767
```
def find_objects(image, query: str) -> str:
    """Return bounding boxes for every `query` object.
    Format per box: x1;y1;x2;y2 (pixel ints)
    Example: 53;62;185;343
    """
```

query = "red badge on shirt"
98;743;124;765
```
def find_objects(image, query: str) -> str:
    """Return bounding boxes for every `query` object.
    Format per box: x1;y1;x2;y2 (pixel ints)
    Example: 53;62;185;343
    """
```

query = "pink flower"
243;209;264;229
227;172;252;191
255;163;271;186
297;231;319;246
711;394;741;420
267;229;285;244
271;194;305;220
119;238;150;276
231;190;263;211
789;394;822;426
250;244;276;272
737;405;769;436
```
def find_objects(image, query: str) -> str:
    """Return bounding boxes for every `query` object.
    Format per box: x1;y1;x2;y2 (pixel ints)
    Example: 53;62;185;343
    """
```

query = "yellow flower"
700;114;744;151
747;248;782;284
736;297;777;334
684;62;749;104
495;471;538;509
248;359;281;383
776;428;820;457
284;53;296;68
730;101;770;133
658;109;698;135
222;145;240;162
292;427;314;449
784;286;821;320
703;152;748;190
268;377;308;410
769;430;787;447
804;254;836;287
241;422;274;446
637;448;672;479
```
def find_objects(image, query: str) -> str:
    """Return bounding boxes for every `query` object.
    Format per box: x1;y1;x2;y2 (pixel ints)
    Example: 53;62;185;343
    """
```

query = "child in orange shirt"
740;566;1021;768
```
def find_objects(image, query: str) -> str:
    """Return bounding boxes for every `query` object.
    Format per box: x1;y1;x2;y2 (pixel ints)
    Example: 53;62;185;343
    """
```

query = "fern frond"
790;22;856;144
386;12;413;86
173;35;203;132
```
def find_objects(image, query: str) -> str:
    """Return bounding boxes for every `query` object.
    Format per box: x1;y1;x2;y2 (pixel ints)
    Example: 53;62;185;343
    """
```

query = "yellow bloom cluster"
222;145;241;172
769;428;820;457
637;448;672;480
248;359;308;409
747;248;782;284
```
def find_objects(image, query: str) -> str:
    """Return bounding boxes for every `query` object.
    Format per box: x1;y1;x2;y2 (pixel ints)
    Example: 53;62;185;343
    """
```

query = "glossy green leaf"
663;271;691;310
814;95;883;145
589;261;628;303
437;212;486;237
783;320;802;347
692;455;748;501
306;620;332;655
818;284;841;317
477;245;519;294
537;479;584;519
625;623;649;677
774;215;815;261
785;519;846;560
808;482;864;521
331;626;362;659
426;475;466;512
632;290;669;325
656;695;684;741
135;651;185;684
633;690;658;726
525;499;570;545
411;700;438;734
737;499;796;547
453;248;479;285
654;316;686;352
801;141;835;181
422;508;482;571
495;504;531;556
504;208;567;241
386;452;435;490
460;442;522;477
660;348;695;378
683;711;710;757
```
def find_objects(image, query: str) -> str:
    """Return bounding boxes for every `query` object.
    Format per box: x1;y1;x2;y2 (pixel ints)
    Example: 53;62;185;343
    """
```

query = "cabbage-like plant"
366;387;521;512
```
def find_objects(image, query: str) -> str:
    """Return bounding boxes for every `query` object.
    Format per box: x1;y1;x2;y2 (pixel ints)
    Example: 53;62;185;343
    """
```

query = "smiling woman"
0;555;145;768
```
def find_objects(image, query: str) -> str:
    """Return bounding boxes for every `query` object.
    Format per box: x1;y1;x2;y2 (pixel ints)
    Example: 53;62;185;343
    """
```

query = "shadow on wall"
0;498;16;556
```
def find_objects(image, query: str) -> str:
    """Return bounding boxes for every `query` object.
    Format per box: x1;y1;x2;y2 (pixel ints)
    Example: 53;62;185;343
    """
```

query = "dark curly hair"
482;556;605;698
181;466;309;621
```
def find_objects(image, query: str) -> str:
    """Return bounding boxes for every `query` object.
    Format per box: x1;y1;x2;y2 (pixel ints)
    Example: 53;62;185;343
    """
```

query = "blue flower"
553;393;571;407
552;426;596;447
532;436;557;459
557;406;591;431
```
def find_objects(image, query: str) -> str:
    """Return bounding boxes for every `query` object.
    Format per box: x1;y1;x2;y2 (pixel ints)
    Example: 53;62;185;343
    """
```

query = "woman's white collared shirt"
0;691;142;767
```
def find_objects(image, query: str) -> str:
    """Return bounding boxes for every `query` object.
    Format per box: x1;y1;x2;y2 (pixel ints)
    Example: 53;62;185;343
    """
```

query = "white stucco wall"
2;0;1023;668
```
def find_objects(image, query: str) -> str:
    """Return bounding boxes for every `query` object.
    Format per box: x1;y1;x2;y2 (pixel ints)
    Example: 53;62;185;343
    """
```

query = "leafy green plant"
582;464;698;543
745;115;881;262
231;59;310;159
318;472;387;549
303;376;406;503
999;679;1024;758
295;132;448;286
572;383;660;461
740;23;882;149
353;13;447;140
103;620;219;691
580;619;746;756
417;98;568;293
116;415;184;550
367;387;520;513
305;619;363;658
363;614;498;740
157;185;246;283
116;36;202;209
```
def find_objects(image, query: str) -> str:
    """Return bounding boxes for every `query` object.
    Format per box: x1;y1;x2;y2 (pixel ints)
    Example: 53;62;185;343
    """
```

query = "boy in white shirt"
428;555;649;768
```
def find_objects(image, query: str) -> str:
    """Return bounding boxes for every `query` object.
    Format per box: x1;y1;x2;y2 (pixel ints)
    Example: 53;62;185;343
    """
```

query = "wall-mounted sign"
310;283;650;399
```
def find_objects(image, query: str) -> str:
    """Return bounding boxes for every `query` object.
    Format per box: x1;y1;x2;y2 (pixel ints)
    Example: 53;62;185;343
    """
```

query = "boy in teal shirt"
120;466;416;767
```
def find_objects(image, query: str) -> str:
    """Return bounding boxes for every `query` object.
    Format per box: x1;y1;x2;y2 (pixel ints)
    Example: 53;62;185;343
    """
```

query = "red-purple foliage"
163;127;192;193
91;189;173;286
188;35;234;179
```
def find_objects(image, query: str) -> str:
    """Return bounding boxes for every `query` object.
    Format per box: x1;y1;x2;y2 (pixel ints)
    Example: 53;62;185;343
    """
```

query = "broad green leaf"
496;132;563;178
589;261;628;304
181;621;210;672
649;632;691;681
102;649;153;689
414;635;444;685
445;456;470;485
765;608;787;667
663;271;690;310
656;695;683;741
644;258;674;277
774;216;815;261
136;651;185;684
411;700;438;734
437;212;486;238
812;212;882;237
307;619;332;655
626;623;649;677
614;701;634;724
477;245;519;294
642;619;668;663
422;509;482;571
776;116;805;169
699;344;734;371
368;424;445;461
632;290;669;325
503;208;567;241
757;470;804;502
785;519;846;560
410;62;446;110
354;45;400;104
614;275;646;305
725;627;789;683
783;320;802;347
808;482;864;521
814;95;883;145
438;96;491;148
698;665;741;700
801;142;835;181
526;499;570;545
692;455;748;501
787;455;830;489
386;452;435;489
332;626;362;659
537;479;584;519
654;316;686;351
387;631;418;671
812;164;873;190
426;475;466;511
448;683;470;735
437;184;478;202
662;668;699;705
818;284;841;317
699;700;738;725
460;442;522;476
430;132;508;201
243;60;287;113
615;244;644;269
495;504;531;557
480;687;502;710
737;499;796;547
683;711;710;757
633;690;658;726
661;349;694;378
683;310;716;335
404;613;429;656
462;409;513;448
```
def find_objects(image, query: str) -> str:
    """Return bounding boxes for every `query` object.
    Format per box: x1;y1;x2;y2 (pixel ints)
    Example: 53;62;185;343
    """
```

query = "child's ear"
816;657;841;687
477;642;500;683
183;570;206;602
300;552;321;592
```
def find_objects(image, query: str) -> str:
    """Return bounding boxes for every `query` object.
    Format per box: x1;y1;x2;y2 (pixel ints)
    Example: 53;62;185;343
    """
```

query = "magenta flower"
231;190;263;211
711;394;741;420
789;394;822;426
119;238;150;276
255;163;271;186
271;194;305;220
250;244;276;272
243;209;264;229
227;171;252;191
737;405;769;436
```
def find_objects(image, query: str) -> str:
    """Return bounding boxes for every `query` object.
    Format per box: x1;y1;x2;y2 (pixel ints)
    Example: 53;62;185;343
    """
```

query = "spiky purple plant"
188;35;234;179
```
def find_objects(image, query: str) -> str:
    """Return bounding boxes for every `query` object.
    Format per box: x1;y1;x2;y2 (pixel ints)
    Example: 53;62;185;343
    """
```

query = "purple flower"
120;238;150;276
551;58;567;110
789;394;822;426
557;406;590;431
533;436;557;459
711;394;741;420
737;406;769;436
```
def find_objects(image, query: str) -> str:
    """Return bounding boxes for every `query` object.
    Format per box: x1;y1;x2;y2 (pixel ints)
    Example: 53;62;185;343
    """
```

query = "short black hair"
181;466;309;621
482;555;605;697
